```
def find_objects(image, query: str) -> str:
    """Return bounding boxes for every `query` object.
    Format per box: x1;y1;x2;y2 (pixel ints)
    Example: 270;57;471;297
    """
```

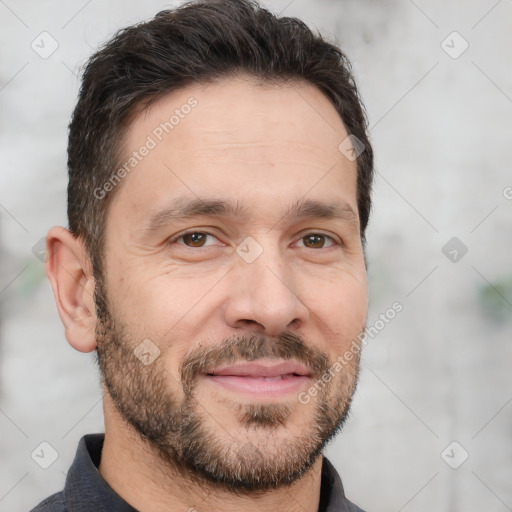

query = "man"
34;0;373;510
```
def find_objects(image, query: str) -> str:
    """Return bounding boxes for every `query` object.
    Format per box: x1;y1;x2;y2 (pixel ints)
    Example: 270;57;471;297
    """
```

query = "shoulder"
321;456;367;512
346;502;366;512
29;491;66;512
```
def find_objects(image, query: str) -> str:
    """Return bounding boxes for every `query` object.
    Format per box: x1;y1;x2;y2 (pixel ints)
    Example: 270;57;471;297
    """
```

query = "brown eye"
303;234;325;248
181;232;209;247
298;233;335;249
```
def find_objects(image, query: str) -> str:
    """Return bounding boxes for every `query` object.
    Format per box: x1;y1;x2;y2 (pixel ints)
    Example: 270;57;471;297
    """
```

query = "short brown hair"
67;0;374;277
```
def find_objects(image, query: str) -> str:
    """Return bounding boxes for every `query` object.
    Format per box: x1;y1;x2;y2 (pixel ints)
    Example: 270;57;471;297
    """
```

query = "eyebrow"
140;196;358;236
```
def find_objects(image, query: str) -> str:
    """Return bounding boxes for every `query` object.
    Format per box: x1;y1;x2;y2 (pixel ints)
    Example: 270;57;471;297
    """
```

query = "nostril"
240;319;263;328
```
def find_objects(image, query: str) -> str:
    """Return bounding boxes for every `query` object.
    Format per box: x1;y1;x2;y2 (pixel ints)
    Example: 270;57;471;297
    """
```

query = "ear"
45;226;98;353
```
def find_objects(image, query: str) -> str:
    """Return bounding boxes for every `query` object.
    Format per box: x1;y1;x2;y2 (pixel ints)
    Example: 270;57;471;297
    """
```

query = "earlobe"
45;226;98;353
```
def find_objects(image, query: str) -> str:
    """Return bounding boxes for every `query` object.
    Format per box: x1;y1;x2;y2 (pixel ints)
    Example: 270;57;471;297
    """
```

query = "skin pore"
46;76;368;512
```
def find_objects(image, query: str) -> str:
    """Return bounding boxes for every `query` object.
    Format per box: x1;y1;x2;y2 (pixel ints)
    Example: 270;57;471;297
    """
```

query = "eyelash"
171;230;339;249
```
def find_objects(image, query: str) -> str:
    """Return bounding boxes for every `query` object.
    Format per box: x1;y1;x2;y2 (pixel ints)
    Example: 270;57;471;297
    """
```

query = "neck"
99;396;323;512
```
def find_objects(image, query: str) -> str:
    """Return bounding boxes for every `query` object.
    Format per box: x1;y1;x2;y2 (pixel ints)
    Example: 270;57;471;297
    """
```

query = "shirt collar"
64;434;137;511
64;434;363;512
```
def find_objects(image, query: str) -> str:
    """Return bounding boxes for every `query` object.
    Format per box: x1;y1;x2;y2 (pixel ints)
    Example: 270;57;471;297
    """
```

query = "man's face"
95;77;368;490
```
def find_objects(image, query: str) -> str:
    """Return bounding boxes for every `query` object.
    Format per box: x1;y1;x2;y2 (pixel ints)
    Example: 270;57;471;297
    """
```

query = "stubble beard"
94;278;361;492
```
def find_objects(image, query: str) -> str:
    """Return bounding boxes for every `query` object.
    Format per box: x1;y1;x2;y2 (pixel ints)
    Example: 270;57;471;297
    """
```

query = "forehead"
108;76;358;225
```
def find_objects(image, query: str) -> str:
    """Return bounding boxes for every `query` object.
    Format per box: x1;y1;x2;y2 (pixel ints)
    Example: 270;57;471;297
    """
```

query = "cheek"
109;273;213;359
104;257;178;324
306;271;368;349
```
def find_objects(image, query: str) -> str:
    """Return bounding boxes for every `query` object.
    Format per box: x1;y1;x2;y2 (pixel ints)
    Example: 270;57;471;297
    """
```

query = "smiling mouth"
204;360;312;397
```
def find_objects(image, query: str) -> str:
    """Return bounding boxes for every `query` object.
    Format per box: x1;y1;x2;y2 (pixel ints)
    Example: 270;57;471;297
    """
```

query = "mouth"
203;360;312;398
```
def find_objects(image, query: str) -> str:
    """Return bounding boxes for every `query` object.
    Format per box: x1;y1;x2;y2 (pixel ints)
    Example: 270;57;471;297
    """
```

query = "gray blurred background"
1;0;511;510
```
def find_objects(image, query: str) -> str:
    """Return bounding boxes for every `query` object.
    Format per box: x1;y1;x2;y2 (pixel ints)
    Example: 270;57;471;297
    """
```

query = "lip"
208;360;312;378
204;360;312;397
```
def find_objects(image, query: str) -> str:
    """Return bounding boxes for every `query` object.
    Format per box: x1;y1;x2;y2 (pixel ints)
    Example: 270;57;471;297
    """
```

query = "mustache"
180;331;330;393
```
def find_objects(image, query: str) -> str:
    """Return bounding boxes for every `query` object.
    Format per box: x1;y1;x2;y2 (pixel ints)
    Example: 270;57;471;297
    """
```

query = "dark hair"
67;0;373;277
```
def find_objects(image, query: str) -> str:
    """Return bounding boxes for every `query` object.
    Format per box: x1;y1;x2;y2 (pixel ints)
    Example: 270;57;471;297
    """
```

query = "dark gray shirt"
30;434;365;512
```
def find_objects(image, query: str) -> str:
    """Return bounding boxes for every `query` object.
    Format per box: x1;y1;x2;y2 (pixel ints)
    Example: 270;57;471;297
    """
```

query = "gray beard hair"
94;281;361;492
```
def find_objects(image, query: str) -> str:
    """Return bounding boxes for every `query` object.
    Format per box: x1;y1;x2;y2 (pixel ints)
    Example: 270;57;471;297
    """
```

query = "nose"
223;245;310;336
